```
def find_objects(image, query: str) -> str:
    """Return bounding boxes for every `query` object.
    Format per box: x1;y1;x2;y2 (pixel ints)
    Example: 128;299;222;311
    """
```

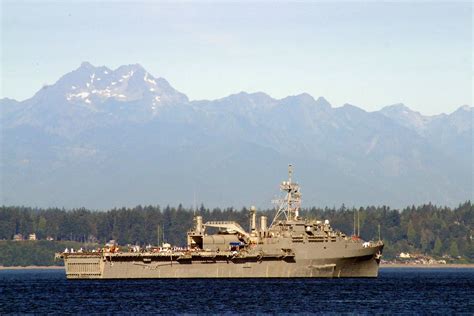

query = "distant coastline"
380;263;474;269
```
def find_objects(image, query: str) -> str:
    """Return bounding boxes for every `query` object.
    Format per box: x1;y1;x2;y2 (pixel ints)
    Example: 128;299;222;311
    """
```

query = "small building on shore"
13;234;23;241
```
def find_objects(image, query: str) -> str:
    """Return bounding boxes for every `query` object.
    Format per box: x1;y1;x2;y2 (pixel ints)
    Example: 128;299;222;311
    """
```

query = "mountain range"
1;62;472;209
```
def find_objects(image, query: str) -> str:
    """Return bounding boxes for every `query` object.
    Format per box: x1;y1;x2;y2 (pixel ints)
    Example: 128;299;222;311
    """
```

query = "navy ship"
56;165;383;278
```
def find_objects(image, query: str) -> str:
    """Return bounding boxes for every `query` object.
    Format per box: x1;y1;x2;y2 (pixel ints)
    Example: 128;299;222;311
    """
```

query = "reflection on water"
0;268;473;314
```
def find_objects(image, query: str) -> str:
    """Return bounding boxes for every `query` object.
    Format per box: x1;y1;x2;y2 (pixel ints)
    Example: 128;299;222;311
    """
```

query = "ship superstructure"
56;165;383;279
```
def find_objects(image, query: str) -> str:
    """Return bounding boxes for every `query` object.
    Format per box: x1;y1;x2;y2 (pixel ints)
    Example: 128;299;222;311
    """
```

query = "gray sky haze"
1;1;472;115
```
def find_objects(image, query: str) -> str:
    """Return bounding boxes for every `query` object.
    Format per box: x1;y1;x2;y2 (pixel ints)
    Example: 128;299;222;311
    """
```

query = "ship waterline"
57;165;384;279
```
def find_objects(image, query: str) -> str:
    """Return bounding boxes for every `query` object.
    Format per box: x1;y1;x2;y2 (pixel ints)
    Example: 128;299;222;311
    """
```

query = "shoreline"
1;264;473;270
381;263;474;269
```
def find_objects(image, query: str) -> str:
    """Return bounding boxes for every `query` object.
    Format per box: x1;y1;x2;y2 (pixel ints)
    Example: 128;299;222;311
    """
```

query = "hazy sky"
1;1;472;115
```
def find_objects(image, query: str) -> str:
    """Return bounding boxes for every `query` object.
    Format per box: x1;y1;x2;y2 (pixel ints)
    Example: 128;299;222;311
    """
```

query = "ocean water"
0;268;472;314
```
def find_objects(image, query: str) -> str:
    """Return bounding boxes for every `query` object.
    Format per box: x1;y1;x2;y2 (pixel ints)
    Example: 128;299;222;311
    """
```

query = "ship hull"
61;245;382;279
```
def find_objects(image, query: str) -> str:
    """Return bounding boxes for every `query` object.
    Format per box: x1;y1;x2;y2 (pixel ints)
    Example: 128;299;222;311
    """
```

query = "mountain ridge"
2;61;470;118
1;62;472;209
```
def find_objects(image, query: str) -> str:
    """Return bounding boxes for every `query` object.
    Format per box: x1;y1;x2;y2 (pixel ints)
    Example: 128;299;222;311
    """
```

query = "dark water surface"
0;268;472;314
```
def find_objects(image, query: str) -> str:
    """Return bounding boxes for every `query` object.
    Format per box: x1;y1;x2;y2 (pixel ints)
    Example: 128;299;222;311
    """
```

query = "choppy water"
0;268;473;314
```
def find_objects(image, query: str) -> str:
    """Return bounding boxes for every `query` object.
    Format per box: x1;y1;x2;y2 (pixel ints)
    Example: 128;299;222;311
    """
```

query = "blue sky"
1;1;471;115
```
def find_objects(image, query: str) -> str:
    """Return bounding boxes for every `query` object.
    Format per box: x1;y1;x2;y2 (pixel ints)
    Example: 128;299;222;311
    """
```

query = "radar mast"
270;164;302;226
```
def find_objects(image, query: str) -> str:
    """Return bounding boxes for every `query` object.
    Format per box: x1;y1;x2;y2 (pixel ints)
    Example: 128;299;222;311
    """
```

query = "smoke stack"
196;216;203;234
250;206;257;232
260;216;267;232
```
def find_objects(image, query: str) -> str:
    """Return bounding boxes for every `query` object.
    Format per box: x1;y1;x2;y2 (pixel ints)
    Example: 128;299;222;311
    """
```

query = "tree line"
0;201;472;261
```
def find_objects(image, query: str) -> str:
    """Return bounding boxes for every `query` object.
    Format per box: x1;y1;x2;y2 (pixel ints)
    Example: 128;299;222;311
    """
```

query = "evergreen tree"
433;237;443;256
407;221;416;245
449;240;459;258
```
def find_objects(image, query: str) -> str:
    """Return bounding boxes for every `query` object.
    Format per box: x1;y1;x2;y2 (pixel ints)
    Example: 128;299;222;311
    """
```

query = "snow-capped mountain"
46;61;188;108
2;62;189;135
1;62;472;209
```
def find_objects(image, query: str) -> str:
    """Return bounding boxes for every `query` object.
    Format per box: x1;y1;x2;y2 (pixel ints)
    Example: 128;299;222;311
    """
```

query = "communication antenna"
353;209;356;237
288;164;293;183
358;209;361;237
162;223;165;245
193;190;197;216
157;225;160;246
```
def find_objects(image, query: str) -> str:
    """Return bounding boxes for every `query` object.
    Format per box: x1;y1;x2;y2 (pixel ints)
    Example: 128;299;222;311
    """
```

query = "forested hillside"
0;241;97;266
0;202;472;263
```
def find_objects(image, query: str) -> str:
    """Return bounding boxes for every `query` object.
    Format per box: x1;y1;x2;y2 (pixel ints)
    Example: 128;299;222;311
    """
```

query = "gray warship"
56;165;383;279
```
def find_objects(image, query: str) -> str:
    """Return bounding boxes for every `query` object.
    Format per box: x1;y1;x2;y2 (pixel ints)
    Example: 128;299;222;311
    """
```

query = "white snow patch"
88;88;116;98
146;78;156;85
122;71;134;79
96;77;101;81
67;89;130;101
71;85;77;90
149;88;155;92
154;96;161;102
104;70;109;74
86;82;90;88
144;73;157;85
69;92;90;99
111;82;117;85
